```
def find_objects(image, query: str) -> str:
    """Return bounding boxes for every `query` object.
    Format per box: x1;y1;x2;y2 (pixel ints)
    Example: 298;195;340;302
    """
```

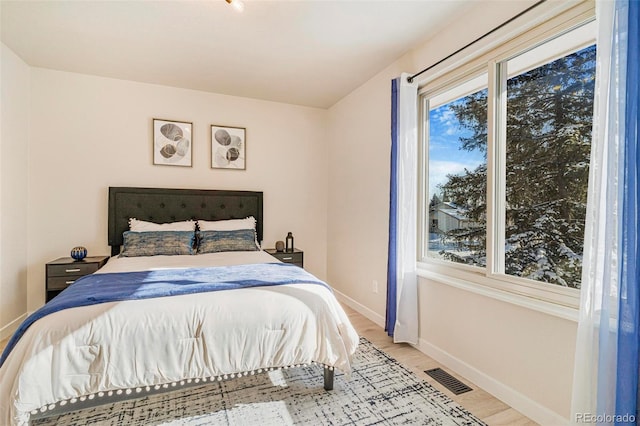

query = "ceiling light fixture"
225;0;244;12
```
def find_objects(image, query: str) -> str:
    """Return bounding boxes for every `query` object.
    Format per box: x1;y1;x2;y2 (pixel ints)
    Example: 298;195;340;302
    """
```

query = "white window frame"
416;1;596;315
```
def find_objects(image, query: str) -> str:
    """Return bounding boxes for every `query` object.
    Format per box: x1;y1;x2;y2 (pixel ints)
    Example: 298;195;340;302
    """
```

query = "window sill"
416;265;579;322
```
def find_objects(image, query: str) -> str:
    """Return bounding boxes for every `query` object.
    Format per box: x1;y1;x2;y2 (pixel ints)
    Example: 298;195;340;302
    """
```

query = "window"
503;44;596;289
419;8;596;303
426;74;487;267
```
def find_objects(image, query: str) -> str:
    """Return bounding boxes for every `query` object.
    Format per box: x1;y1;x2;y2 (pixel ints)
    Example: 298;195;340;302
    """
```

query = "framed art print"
153;118;192;167
211;125;246;170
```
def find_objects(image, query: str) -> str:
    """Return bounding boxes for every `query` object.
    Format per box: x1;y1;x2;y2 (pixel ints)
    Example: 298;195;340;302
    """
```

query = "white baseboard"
416;338;569;426
1;312;27;341
333;289;385;328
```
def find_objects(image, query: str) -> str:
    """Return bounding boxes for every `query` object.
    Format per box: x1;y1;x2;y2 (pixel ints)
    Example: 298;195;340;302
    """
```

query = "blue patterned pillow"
120;231;196;257
197;229;259;254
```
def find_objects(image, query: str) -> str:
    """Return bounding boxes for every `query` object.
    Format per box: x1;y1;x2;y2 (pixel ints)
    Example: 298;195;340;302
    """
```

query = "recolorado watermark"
575;413;636;423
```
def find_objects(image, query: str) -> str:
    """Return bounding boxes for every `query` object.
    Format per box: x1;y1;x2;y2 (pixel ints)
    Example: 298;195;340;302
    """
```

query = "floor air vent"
425;368;473;395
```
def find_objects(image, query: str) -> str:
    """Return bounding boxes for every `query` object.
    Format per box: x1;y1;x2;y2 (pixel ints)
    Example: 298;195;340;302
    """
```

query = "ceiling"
1;0;476;108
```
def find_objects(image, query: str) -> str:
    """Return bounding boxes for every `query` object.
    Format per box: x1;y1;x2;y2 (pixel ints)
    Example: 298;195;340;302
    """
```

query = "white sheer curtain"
388;72;419;344
571;0;627;422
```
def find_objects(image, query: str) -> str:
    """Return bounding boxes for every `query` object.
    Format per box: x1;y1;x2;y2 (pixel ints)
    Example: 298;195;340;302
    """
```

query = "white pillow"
198;216;256;231
129;218;196;232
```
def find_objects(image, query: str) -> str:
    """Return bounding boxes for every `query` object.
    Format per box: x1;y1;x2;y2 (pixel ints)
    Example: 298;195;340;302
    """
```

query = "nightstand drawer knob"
65;268;81;273
283;257;293;260
65;280;75;285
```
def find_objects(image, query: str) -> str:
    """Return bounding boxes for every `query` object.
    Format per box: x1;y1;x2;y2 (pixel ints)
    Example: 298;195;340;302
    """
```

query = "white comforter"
0;251;359;425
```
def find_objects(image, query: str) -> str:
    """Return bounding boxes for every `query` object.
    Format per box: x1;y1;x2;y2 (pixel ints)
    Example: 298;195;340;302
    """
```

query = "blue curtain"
385;74;418;344
616;0;640;423
386;77;399;336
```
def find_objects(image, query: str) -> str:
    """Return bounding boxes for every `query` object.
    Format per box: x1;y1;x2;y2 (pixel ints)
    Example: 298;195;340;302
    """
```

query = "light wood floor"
0;306;537;425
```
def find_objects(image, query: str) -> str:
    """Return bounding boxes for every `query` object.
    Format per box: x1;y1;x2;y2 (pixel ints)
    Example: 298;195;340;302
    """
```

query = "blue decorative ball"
70;246;87;261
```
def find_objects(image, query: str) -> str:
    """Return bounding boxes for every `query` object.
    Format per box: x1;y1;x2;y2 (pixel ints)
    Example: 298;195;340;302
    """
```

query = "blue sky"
428;100;485;200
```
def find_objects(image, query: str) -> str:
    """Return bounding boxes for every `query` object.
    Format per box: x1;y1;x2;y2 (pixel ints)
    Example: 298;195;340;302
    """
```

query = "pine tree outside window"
418;12;596;306
426;75;488;267
503;44;595;289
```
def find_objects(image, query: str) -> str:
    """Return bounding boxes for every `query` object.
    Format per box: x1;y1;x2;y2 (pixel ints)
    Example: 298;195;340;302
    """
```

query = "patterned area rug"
34;338;486;425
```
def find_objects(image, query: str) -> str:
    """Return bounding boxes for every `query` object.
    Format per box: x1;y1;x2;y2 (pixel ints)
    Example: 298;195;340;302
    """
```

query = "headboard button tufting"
108;187;263;257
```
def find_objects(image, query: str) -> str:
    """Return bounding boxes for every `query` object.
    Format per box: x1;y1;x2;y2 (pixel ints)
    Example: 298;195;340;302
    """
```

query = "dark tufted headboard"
108;187;263;256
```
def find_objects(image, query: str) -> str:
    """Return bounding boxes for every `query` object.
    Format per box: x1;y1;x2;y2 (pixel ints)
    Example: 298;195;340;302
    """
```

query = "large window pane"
504;43;596;288
427;75;487;266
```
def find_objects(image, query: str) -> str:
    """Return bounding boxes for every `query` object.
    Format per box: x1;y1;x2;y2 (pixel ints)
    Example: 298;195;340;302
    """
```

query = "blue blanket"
0;262;329;368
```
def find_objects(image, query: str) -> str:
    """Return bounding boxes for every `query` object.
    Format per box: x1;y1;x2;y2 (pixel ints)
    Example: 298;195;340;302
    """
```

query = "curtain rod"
407;0;547;83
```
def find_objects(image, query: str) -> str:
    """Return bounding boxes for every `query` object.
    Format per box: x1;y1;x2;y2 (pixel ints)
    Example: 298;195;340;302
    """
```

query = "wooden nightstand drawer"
46;255;109;302
47;262;100;277
265;248;304;268
47;275;83;290
274;252;303;264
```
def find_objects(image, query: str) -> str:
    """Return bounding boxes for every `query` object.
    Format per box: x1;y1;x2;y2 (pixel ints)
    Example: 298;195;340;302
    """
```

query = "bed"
0;187;359;425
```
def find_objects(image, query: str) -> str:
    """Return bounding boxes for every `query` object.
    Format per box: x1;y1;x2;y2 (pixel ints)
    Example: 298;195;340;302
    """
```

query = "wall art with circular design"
153;118;193;167
211;124;246;170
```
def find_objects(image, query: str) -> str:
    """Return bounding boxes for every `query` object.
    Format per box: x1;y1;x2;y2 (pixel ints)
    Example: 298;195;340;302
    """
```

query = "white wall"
326;1;578;423
418;279;577;422
26;68;328;312
0;43;30;339
326;55;410;320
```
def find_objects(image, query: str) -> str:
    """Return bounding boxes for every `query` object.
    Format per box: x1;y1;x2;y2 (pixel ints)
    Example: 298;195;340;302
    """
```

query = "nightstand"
46;255;109;302
265;248;304;268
